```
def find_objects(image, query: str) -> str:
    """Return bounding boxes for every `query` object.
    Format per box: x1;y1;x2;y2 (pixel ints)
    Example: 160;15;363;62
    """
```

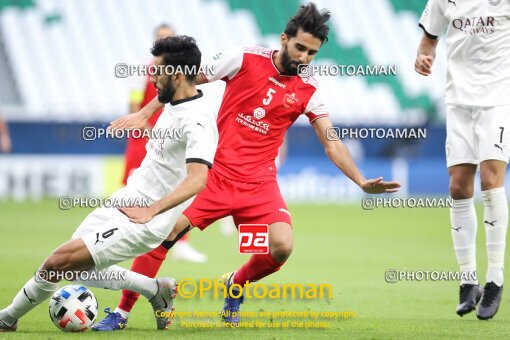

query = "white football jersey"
419;0;510;106
127;90;218;201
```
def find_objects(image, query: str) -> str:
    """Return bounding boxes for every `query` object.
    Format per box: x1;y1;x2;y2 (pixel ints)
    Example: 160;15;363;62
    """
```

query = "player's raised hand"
118;206;156;224
360;177;401;194
109;111;149;132
415;55;434;76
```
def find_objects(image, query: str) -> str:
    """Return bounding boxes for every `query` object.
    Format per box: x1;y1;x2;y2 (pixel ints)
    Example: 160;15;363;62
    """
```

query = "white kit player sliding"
416;0;510;320
0;35;218;332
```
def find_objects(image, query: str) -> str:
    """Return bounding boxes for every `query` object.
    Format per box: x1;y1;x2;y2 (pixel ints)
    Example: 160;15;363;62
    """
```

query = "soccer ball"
49;285;98;332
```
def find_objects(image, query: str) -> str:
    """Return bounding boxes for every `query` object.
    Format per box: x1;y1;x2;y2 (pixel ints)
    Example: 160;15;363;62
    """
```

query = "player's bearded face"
280;30;322;76
280;44;300;76
151;56;176;103
156;74;176;103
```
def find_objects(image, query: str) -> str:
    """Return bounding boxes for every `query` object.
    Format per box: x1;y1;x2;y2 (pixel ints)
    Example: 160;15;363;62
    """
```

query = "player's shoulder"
425;0;448;12
243;46;273;59
297;74;320;90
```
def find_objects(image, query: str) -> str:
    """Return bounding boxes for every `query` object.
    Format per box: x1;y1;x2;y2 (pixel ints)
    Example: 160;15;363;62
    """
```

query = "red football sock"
233;253;285;286
117;244;169;312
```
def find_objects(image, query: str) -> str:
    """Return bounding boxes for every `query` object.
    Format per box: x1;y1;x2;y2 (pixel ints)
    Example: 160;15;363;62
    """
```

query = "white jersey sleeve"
202;47;244;83
419;0;448;39
304;87;330;124
183;112;218;169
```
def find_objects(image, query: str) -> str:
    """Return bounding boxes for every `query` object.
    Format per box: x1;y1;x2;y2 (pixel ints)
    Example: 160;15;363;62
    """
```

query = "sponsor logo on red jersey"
283;92;299;109
236;113;270;135
253;107;266;119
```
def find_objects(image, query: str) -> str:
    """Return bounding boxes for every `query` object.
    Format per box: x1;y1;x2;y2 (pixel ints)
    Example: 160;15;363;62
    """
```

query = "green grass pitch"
0;200;509;339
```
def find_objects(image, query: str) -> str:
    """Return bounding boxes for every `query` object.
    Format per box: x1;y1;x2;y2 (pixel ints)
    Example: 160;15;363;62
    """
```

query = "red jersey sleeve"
202;47;244;83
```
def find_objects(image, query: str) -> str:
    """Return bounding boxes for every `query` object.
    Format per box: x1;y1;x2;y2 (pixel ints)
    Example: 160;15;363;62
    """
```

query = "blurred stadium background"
2;1;510;337
0;0;459;202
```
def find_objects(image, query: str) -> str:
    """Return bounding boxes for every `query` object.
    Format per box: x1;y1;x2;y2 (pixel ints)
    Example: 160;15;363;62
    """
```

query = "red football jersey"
202;46;329;182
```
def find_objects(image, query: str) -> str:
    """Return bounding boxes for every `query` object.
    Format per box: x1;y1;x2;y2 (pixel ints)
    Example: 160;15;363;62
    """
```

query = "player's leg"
72;210;182;330
477;160;507;320
64;203;180;329
221;179;292;324
0;217;171;332
233;222;292;284
449;164;478;287
480;160;507;289
94;169;232;331
104;214;192;326
94;221;193;331
75;264;177;330
445;104;483;316
221;221;292;324
475;105;510;320
449;164;481;316
0;238;93;331
44;239;168;308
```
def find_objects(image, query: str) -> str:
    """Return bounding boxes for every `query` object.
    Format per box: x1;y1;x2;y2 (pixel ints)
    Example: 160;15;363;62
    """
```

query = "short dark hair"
284;2;331;44
151;35;201;83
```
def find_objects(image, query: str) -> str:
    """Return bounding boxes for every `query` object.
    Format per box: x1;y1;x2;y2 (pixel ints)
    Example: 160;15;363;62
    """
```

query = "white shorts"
71;187;188;269
446;105;510;167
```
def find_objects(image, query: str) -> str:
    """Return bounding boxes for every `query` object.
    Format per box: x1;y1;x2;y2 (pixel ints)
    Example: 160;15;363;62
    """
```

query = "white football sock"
114;308;130;319
0;277;58;323
450;198;478;285
74;265;158;299
482;187;508;287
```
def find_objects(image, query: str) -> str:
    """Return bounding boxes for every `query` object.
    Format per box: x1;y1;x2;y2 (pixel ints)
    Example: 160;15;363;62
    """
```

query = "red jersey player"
99;3;400;330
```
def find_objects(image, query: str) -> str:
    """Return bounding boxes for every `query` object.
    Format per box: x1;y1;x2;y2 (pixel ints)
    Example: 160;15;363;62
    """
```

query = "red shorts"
183;169;292;230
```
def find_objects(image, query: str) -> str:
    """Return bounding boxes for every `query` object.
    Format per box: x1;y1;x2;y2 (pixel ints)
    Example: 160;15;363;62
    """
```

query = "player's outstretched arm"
415;33;438;76
108;95;164;132
312;117;400;194
118;162;208;223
